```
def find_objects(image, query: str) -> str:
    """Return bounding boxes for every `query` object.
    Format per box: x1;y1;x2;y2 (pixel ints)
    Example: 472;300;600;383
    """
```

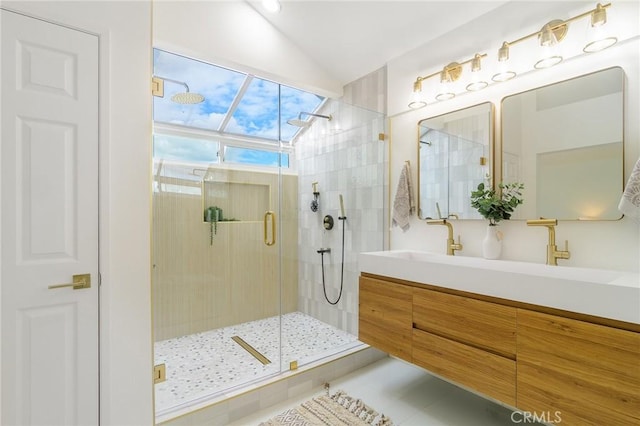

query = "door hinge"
152;77;164;97
154;364;166;384
378;133;387;141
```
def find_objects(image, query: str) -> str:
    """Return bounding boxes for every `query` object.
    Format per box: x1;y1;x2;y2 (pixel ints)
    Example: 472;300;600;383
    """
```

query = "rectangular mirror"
418;102;493;220
501;67;624;220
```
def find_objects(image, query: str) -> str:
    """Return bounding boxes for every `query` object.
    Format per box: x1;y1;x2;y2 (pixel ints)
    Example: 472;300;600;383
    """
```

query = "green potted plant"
470;182;524;259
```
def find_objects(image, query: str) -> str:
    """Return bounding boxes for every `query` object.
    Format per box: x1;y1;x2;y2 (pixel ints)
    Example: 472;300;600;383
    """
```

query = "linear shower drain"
231;335;271;365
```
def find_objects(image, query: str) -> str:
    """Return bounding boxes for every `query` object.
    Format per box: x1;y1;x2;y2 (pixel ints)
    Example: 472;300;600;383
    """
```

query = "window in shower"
153;48;325;145
152;130;290;170
153;133;219;164
224;146;289;168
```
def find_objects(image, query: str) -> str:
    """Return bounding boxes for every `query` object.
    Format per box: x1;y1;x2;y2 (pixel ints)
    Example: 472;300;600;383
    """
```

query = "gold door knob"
49;273;91;290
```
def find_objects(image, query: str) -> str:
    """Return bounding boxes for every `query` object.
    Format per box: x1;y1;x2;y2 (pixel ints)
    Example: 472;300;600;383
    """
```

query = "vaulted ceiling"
248;1;510;84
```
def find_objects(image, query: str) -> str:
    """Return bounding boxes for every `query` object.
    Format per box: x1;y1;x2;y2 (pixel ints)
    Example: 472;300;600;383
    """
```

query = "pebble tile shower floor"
154;312;360;415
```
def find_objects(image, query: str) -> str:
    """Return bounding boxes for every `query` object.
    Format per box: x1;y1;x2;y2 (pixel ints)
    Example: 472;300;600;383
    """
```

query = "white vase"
482;225;503;259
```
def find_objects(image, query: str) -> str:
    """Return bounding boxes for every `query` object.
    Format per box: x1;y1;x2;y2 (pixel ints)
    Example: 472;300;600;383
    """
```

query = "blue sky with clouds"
153;48;324;166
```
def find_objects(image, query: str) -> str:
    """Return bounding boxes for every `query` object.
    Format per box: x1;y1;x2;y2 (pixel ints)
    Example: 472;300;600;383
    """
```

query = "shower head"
154;76;205;104
171;91;205;105
286;111;332;127
287;119;312;128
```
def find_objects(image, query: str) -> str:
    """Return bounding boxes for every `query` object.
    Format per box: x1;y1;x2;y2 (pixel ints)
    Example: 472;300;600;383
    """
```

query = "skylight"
153;48;325;144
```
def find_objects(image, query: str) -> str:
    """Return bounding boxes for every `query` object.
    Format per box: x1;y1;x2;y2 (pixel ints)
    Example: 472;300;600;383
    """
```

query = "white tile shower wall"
295;99;386;336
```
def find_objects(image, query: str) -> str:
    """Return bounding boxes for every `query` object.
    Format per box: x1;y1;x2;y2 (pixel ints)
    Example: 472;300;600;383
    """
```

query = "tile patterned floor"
231;357;541;426
154;312;360;415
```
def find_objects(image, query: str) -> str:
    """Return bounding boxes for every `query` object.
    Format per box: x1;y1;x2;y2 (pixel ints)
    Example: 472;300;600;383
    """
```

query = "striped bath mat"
259;390;393;426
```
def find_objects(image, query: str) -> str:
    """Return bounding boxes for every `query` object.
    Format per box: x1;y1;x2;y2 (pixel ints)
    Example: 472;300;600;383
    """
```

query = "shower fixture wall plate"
152;76;205;104
323;215;334;230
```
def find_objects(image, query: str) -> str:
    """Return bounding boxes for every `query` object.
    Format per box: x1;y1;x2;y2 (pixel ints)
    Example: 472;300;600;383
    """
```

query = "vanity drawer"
413;287;516;358
359;276;413;362
517;309;640;425
413;328;516;406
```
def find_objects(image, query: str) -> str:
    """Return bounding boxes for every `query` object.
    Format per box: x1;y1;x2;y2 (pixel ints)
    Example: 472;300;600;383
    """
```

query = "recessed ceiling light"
262;0;281;13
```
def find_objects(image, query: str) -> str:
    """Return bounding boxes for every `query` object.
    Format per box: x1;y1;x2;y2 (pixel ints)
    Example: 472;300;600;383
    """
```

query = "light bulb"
408;79;427;109
492;42;516;82
584;5;617;53
535;24;562;69
466;54;488;91
436;70;455;101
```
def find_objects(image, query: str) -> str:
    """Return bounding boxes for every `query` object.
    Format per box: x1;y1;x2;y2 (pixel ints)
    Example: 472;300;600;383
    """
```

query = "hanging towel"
619;157;640;220
392;162;415;231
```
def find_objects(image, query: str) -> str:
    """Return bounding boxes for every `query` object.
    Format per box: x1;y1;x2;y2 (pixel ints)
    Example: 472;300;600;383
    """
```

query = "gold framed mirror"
501;67;624;220
417;102;494;220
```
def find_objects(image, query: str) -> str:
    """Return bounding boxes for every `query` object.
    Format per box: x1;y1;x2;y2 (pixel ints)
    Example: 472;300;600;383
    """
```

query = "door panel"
18;118;78;261
18;304;78;426
1;10;99;426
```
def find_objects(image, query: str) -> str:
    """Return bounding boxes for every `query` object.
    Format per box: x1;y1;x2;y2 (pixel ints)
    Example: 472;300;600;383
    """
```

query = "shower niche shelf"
202;180;271;223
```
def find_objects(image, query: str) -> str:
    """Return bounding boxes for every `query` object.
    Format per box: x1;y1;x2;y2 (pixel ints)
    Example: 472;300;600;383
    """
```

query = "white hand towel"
392;162;415;231
619;157;640;220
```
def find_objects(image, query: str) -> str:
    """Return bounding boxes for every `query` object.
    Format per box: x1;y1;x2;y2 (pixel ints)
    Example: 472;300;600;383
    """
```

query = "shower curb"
156;345;386;425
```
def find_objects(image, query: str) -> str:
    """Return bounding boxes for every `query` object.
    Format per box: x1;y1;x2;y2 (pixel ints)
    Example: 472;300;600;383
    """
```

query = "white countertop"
359;250;640;325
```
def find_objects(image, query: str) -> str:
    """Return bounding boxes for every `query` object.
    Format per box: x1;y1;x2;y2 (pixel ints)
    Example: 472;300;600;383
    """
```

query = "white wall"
153;0;342;98
1;1;154;425
387;2;640;273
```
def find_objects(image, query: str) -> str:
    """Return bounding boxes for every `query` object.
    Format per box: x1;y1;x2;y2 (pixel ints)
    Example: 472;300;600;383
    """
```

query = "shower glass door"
150;49;290;419
151;148;285;418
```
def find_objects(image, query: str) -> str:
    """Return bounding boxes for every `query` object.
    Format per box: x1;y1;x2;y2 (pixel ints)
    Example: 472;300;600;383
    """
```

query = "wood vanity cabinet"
412;288;517;405
358;273;640;425
517;309;640;426
358;275;413;362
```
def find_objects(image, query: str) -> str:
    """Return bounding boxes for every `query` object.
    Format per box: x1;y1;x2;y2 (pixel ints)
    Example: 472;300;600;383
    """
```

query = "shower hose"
319;217;346;305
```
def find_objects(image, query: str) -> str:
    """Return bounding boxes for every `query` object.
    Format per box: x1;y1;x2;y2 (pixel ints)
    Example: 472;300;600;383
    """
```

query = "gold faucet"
426;219;463;256
526;218;570;265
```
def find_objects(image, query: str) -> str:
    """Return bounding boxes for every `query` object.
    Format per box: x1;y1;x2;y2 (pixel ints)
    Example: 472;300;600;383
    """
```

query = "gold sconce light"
466;54;488;91
584;2;617;52
534;20;566;69
408;78;427;109
409;54;487;108
492;42;516;82
436;62;461;101
408;2;617;109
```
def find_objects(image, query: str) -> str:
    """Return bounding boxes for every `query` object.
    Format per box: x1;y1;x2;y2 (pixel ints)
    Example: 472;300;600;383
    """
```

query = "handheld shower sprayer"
316;194;347;306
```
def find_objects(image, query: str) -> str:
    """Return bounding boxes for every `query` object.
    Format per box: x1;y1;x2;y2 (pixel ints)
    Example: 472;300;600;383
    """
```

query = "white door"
1;10;99;426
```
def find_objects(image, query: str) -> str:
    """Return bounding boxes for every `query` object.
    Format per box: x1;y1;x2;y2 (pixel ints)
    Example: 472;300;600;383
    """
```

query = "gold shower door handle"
264;211;276;246
49;273;91;290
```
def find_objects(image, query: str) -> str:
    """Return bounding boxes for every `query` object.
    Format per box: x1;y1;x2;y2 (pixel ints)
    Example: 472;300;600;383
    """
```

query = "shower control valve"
323;215;334;230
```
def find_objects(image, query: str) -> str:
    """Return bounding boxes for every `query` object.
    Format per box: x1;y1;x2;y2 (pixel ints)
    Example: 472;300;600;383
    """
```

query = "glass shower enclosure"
152;157;290;416
150;48;388;421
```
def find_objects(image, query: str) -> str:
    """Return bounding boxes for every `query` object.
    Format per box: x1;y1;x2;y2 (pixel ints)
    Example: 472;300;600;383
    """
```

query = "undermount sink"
359;250;640;324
